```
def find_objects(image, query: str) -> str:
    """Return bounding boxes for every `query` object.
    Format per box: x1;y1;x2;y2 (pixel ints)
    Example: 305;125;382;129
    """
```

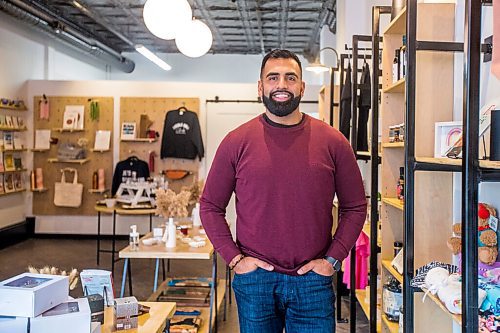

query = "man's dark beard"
262;92;301;117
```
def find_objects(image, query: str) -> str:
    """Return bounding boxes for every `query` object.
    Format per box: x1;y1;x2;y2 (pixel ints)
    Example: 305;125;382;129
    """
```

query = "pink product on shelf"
35;168;43;189
98;169;105;190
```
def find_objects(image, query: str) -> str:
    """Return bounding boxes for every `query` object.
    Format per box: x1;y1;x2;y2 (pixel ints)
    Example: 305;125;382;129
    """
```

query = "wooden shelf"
0;189;26;197
121;138;157;143
421;288;462;325
415;157;461;166
383;6;406;35
0;126;27;132
355;289;381;332
52;128;85;133
0;105;27;111
1;169;27;174
480;159;500;170
31;188;48;193
382;260;403;284
383;78;405;93
1;148;27;152
382;197;404;211
382;142;404;148
88;188;109;194
381;314;399;333
47;158;90;164
89;148;110;153
31;148;50;152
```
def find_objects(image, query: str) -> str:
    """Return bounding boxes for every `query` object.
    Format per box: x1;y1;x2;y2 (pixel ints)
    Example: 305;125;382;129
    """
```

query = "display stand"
115;182;156;207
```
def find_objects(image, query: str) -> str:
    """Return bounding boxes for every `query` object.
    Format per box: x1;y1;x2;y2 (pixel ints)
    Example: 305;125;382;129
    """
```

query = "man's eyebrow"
265;72;299;78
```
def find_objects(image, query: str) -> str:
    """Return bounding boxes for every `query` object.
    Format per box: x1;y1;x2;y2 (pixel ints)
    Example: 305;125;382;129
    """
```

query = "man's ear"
300;81;306;97
258;80;263;97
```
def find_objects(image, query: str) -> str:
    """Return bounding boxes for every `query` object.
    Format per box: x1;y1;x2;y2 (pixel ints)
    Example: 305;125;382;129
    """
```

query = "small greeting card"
93;130;111;151
121;122;136;140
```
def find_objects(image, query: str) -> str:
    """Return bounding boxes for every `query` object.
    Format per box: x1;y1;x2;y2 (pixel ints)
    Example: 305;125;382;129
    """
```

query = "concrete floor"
0;238;369;332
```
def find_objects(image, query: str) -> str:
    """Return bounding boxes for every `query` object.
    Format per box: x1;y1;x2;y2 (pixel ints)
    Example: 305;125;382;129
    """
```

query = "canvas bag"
54;168;83;207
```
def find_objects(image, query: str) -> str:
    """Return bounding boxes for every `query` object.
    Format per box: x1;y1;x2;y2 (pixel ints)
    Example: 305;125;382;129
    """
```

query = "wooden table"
94;205;156;274
119;229;221;333
101;301;176;333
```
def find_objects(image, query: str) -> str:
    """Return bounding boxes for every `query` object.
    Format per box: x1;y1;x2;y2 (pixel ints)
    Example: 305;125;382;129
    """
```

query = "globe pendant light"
175;19;213;58
143;0;192;40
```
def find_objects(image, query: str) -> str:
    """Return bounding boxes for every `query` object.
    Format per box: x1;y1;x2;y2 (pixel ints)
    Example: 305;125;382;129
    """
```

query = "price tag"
489;215;498;233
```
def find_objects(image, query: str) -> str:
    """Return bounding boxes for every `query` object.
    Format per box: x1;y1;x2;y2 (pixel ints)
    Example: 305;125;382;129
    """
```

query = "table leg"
128;259;133;296
120;258;129;298
162;259;166;281
97;211;101;265
111;210;117;275
154;258;160;292
149;213;152;232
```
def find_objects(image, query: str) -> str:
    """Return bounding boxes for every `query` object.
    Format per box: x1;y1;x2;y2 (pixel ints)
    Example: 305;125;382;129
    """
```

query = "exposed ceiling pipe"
304;0;334;59
255;0;266;55
0;0;135;73
71;0;134;47
279;0;289;49
236;0;256;52
192;0;227;50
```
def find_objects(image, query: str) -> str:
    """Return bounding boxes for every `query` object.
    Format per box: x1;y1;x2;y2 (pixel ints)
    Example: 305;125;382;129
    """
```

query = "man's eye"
287;76;296;81
269;76;277;81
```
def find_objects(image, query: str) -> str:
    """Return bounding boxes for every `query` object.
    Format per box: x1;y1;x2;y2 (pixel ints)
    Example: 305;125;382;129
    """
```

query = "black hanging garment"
357;62;371;152
111;156;150;195
160;108;204;161
339;64;352;140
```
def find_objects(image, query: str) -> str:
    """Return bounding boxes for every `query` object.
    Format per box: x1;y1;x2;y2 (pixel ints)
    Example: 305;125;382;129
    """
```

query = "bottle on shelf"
30;170;36;190
400;35;407;79
392;49;401;83
396;167;405;202
383;277;403;322
393;241;403;257
92;171;98;190
165;217;177;248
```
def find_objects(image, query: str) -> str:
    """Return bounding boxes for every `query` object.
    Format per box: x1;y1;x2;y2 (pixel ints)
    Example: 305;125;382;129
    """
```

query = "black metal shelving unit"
345;33;384;333
403;0;496;332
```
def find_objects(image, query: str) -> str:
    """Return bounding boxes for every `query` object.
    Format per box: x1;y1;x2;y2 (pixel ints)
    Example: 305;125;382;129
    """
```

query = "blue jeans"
232;268;336;333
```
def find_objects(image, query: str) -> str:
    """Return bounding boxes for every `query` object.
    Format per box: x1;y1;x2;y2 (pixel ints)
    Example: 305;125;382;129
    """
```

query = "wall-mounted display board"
119;97;200;193
32;96;114;216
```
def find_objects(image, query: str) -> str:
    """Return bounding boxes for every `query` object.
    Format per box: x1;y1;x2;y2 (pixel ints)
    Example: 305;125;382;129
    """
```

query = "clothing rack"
403;0;496;332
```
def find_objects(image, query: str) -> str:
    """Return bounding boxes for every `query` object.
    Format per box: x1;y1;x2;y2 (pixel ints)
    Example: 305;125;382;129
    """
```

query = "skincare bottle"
129;225;139;251
166;217;177;248
192;203;202;227
397;167;405;202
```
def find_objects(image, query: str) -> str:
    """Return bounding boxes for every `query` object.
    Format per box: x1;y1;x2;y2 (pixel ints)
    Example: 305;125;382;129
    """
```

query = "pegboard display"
120;97;200;193
32;96;114;216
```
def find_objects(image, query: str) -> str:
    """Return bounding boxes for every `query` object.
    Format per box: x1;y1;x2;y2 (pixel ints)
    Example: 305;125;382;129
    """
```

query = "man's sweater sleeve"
326;137;367;261
200;134;241;264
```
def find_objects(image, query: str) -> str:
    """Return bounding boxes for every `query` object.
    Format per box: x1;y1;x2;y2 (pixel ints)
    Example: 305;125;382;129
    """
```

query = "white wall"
25;80;321;235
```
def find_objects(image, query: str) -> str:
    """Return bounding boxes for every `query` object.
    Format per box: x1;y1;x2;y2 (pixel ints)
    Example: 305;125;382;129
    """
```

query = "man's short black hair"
260;49;302;78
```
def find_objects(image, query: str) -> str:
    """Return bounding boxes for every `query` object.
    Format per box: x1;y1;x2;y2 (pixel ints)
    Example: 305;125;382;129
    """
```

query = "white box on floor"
0;316;28;333
31;297;91;333
0;273;69;317
91;321;101;333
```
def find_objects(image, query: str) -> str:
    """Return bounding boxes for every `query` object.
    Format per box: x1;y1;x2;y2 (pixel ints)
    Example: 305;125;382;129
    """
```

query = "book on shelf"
13;172;24;190
0;175;4;194
13;132;24;150
3;132;13;150
11;116;18;129
34;129;51;150
169;315;202;333
4;173;14;192
0;115;5;127
13;153;23;170
93;130;111;151
0;152;4;172
5;116;13;128
17;116;24;129
4;153;14;171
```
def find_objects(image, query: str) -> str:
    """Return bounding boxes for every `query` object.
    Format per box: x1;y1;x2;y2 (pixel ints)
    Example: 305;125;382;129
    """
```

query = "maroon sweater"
200;114;367;275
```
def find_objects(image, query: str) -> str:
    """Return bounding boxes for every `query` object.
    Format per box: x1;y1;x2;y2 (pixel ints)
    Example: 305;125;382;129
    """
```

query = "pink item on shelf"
493;0;500;79
35;168;44;189
343;231;370;289
39;97;49;120
98;168;105;191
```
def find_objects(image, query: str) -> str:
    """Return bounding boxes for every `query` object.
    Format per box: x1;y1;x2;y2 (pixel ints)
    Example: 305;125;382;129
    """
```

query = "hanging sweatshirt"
160;110;204;161
111;157;150;195
200;114;367;275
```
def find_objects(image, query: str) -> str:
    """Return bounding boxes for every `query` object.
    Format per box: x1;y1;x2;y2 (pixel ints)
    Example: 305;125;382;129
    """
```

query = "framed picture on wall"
434;121;463;158
121;122;137;140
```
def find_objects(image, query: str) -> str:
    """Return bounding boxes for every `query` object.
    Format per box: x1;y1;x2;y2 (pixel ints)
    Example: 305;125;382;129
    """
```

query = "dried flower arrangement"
155;188;191;218
27;266;79;290
181;179;205;205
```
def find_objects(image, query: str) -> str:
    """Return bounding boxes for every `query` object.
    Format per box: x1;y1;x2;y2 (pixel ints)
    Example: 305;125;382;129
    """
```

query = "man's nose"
277;76;288;89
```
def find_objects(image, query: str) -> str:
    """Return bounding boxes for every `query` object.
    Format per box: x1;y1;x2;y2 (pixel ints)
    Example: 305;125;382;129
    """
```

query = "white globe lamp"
175;19;213;58
143;0;192;40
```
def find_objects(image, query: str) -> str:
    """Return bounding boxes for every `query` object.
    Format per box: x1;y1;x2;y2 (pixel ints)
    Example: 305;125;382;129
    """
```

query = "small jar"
398;123;405;142
389;126;395;143
393;125;400;142
393;241;403;257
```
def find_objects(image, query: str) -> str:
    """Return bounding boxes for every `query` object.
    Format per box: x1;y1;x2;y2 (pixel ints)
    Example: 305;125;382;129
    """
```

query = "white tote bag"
54;168;83;208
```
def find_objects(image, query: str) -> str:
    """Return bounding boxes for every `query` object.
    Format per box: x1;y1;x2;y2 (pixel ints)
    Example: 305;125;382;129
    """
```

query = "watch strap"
323;256;341;272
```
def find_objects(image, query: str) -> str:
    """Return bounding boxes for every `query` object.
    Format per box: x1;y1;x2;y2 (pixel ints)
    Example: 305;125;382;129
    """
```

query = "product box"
91;321;101;333
0;273;69;317
0;316;28;333
31;297;91;333
85;293;104;324
114;296;139;330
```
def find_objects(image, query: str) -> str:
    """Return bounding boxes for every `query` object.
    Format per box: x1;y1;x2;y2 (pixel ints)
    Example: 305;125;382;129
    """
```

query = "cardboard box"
85;294;104;324
114;296;138;330
0;316;28;333
0;273;69;317
31;297;90;333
